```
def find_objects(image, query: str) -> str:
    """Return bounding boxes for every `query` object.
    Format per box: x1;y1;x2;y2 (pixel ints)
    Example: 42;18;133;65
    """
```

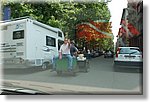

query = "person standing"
70;40;78;57
87;49;91;59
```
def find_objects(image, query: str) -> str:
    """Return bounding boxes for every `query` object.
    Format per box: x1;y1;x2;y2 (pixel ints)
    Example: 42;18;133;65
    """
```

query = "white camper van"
0;17;64;69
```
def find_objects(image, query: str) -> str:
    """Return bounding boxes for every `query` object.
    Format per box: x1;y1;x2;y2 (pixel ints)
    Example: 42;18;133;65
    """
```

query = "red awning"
121;19;140;36
121;27;126;33
128;23;140;35
118;27;126;36
121;19;127;25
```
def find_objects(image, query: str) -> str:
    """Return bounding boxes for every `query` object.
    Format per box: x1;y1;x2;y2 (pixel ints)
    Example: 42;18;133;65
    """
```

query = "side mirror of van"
42;46;50;52
42;46;54;52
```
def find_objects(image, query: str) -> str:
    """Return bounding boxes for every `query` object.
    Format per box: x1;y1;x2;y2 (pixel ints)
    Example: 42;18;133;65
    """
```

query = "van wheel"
42;62;49;70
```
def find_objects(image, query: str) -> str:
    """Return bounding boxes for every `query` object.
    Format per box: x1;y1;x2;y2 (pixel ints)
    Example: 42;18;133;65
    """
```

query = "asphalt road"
3;56;142;92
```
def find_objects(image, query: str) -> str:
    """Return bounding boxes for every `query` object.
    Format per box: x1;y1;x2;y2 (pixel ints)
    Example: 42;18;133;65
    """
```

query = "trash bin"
56;57;77;76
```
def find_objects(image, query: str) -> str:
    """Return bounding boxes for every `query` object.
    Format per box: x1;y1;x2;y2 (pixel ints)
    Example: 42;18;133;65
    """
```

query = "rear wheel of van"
42;62;49;70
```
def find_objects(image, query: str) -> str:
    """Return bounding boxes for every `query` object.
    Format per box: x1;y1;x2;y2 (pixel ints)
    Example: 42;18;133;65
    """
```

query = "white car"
114;47;143;69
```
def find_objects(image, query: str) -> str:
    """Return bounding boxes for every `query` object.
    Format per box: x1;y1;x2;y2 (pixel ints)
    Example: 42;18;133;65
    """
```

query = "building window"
13;30;24;40
46;36;56;47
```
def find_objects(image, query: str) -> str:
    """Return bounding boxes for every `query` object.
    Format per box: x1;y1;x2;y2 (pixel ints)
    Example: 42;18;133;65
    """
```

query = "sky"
108;0;127;43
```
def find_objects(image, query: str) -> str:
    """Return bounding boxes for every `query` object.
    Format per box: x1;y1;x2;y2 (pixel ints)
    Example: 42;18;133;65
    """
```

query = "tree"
2;1;113;50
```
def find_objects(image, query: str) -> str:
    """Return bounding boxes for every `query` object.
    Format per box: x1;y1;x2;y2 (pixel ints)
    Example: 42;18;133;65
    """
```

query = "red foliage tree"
76;20;112;41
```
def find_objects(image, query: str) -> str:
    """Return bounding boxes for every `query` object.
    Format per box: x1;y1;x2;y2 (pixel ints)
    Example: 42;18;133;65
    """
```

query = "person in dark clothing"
70;40;78;57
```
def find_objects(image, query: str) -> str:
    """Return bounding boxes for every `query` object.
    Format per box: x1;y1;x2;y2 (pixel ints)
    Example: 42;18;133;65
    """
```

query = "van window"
46;36;56;47
58;31;62;37
13;30;24;40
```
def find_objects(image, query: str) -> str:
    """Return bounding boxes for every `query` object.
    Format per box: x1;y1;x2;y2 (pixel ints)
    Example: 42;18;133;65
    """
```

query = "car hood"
1;79;140;95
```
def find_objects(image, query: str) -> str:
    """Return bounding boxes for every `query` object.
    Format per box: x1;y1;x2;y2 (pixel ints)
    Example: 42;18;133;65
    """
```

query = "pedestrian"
51;38;73;72
87;49;91;59
82;47;87;57
70;40;78;57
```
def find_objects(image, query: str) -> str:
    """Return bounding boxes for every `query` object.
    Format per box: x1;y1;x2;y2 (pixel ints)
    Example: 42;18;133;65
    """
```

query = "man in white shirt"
51;38;73;71
59;39;71;59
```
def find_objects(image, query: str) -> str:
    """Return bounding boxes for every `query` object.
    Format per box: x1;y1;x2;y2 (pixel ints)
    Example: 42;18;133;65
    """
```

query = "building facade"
116;8;129;49
128;0;143;51
116;0;143;51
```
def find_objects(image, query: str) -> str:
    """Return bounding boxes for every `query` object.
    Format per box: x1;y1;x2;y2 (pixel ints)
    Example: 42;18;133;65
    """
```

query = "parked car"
104;50;114;58
114;47;143;70
97;50;103;56
91;50;101;58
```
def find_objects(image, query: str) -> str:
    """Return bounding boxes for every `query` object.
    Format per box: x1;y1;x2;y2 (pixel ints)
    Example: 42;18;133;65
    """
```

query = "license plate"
125;56;135;59
129;57;135;59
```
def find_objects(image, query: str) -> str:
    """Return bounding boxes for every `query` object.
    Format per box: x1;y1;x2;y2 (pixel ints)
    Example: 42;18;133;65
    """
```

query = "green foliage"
100;38;114;51
2;1;113;50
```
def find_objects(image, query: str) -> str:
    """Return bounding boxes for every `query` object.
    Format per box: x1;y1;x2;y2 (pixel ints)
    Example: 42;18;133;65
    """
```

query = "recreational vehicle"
0;17;64;69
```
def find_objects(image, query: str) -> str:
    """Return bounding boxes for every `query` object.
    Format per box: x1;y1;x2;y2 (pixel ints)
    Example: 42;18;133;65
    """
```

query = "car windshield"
1;1;143;95
119;48;141;55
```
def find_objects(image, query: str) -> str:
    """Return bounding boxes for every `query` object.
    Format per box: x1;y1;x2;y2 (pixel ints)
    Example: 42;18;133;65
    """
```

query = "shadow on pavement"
114;67;143;73
3;67;50;75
